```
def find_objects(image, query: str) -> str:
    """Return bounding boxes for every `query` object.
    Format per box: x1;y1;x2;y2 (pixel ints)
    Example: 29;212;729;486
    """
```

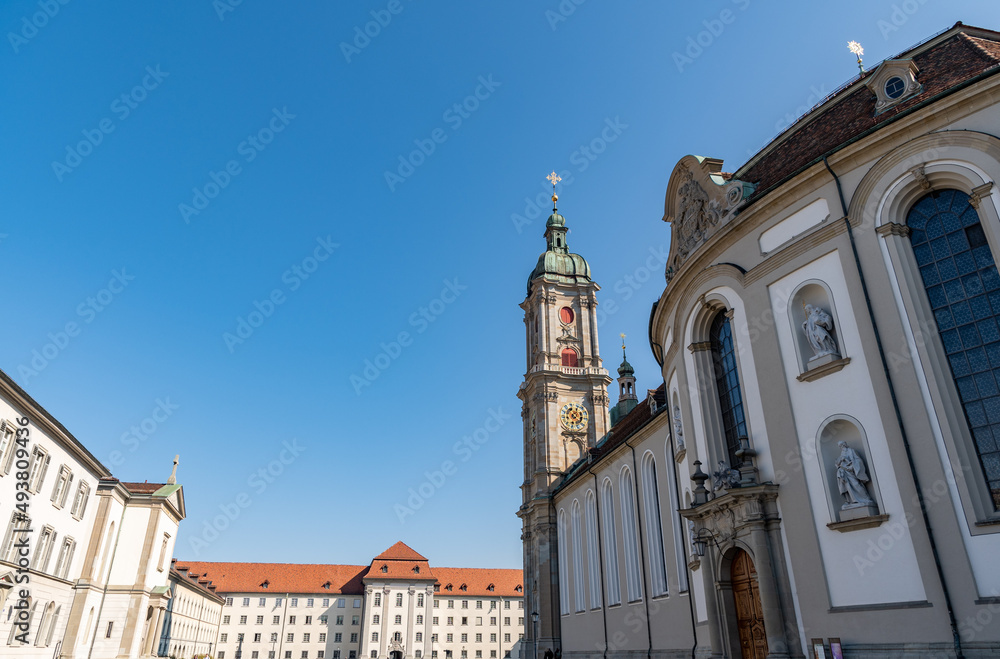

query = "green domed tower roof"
618;355;634;377
526;196;592;294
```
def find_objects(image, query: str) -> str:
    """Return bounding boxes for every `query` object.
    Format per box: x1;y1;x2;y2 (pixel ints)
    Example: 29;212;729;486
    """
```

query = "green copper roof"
618;357;634;376
527;211;591;294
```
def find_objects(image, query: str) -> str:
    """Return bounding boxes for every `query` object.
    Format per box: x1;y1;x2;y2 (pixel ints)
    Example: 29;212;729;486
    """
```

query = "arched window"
600;480;621;606
619;468;642;602
584;491;602;609
571;500;585;612
710;311;747;466
908;189;1000;508
561;349;579;367
556;509;570;614
640;454;668;597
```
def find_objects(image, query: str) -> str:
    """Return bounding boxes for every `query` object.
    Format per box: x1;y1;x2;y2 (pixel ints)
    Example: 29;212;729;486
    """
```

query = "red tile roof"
118;481;168;494
373;541;428;562
431;567;523;598
171;561;225;603
175;561;368;595
736;23;1000;204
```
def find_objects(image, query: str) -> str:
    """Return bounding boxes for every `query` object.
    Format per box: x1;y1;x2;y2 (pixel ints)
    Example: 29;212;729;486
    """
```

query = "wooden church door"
731;549;768;659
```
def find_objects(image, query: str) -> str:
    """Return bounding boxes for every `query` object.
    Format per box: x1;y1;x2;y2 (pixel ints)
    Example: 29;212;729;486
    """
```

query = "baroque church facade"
520;22;1000;659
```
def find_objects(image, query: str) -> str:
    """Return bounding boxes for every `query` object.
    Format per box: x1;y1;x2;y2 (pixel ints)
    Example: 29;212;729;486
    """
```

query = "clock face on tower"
560;403;589;432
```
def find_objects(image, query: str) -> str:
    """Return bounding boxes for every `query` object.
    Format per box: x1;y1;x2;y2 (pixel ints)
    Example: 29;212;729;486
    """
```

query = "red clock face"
560;307;574;324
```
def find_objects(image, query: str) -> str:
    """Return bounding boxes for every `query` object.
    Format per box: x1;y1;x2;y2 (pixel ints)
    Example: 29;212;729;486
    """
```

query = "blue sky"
2;1;995;569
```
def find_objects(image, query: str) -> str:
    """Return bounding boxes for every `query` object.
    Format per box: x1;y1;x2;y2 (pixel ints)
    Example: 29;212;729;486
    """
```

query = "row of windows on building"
557;453;675;615
0;428;93;518
0;517;76;579
227;597;363;609
5;599;61;647
371;615;519;626
372;632;515;644
216;648;519;659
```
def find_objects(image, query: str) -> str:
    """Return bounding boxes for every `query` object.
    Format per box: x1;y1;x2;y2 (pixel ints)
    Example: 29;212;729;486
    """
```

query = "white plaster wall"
769;250;926;606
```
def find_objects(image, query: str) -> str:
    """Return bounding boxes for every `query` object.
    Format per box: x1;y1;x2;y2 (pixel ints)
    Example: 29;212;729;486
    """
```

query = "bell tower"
517;174;611;658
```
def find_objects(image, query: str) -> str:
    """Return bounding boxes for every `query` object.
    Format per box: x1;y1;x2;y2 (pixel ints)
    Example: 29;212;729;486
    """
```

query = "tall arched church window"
557;510;570;615
561;349;579;367
710;311;747;466
619;468;643;603
908;189;1000;509
600;480;622;606
571;500;585;612
584;491;602;609
640;454;668;597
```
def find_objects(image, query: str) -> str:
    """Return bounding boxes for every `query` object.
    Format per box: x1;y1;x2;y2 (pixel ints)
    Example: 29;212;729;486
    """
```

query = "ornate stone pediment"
662;155;754;285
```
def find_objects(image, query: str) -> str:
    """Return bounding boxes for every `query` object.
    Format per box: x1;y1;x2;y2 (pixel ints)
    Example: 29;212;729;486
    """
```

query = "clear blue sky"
2;1;994;569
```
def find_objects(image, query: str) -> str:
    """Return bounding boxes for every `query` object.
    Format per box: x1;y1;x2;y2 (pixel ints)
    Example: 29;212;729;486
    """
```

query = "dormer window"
323;581;332;589
487;584;494;592
381;565;388;573
865;58;921;114
412;565;420;573
261;580;270;589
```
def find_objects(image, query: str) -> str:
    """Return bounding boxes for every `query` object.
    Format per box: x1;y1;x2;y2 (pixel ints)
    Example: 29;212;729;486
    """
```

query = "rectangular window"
257;616;264;624
319;633;327;642
491;653;496;658
476;601;483;609
320;615;328;624
336;616;344;625
303;634;311;643
306;616;312;624
373;593;381;606
221;634;229;643
271;634;278;642
350;634;358;643
518;618;523;626
433;601;439;608
50;465;73;508
503;617;509;626
226;597;234;606
352;616;359;625
323;598;330;607
475;633;482;642
489;617;496;626
31;525;55;571
415;632;422;642
27;446;50;494
475;617;482;626
307;598;314;607
291;598;299;607
333;652;340;659
461;617;468;626
446;634;453;643
224;617;231;625
253;652;260;659
260;598;267;607
273;616;281;624
503;602;510;610
432;617;438;625
476;652;482;658
460;634;468;643
289;616;296;625
302;653;309;659
334;633;342;643
354;599;362;608
447;617;453;626
395;593;403;606
276;598;284;606
462;601;468;609
416;615;423;624
417;593;424;607
504;634;510;643
431;635;438;643
238;634;245;642
337;599;346;608
244;598;251;607
318;653;325;659
448;600;454;609
490;634;496;642
219;653;226;659
287;633;295;642
254;634;262;642
0;421;15;475
53;537;76;579
70;481;90;519
240;615;248;624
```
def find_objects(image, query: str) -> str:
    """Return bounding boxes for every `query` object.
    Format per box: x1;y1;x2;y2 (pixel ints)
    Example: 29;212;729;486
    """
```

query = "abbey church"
519;22;1000;659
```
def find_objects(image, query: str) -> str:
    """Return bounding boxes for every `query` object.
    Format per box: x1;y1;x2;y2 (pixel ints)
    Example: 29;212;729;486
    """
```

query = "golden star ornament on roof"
847;41;864;56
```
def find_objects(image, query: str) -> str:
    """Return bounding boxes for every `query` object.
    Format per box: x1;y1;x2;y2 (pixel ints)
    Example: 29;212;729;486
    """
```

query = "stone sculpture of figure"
672;404;685;449
835;441;875;508
712;461;741;491
802;304;839;359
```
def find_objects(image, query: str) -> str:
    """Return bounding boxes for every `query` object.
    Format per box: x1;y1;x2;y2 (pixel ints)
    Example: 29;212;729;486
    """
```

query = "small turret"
610;334;638;426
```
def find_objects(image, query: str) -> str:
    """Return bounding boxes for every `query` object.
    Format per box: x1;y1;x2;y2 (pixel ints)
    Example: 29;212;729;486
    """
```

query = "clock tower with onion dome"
517;174;611;659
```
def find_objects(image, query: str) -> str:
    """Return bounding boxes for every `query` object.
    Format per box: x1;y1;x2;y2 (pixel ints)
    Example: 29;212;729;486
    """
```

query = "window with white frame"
50;465;73;508
0;421;15;475
640;453;668;597
32;525;56;572
1;512;30;562
53;537;76;579
601;479;622;605
27;446;50;494
394;615;401;624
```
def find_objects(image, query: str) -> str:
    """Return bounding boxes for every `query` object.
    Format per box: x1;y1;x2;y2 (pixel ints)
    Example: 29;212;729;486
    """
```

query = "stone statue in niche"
835;441;875;509
672;404;685;449
802;304;840;362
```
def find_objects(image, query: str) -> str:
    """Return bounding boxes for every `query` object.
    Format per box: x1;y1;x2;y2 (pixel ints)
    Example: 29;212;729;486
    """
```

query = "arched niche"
789;279;844;374
816;416;883;524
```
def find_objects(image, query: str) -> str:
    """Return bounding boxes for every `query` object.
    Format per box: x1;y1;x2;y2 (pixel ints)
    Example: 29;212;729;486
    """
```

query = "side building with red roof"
178;542;524;659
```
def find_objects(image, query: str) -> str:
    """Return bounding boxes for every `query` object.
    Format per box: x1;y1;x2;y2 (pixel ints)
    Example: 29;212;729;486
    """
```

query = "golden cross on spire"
847;41;865;74
547;171;561;211
620;332;626;350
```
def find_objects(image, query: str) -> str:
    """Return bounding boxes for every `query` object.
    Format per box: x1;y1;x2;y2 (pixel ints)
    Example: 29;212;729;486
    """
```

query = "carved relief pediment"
662;155;754;285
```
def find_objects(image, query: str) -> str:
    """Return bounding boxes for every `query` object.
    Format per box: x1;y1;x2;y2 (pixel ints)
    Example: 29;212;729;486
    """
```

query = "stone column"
406;588;416;659
749;526;789;659
701;549;724;659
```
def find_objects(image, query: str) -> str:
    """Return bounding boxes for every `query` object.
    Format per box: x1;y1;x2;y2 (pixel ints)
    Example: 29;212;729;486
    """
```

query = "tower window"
560;307;574;324
561;349;579;368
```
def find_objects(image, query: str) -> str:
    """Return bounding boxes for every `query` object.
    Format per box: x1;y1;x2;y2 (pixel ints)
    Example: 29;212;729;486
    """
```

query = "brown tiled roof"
736;23;1000;203
171;561;225;603
176;561;368;595
432;567;523;598
119;481;167;494
373;541;427;561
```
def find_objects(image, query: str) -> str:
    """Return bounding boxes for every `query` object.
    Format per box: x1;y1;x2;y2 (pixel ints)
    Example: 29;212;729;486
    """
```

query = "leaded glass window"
908;188;1000;509
710;311;747;466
